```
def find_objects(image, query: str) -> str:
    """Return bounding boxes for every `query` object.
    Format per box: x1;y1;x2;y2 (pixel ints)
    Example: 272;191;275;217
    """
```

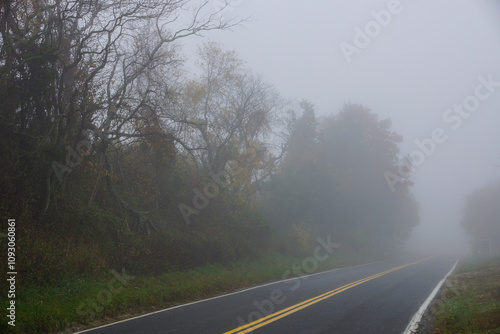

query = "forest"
0;1;426;331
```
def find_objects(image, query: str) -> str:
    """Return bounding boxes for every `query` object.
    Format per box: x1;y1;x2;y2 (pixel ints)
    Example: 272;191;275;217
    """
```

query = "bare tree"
0;0;242;232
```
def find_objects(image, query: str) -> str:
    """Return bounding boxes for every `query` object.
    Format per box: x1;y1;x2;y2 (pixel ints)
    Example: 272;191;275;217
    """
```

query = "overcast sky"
184;0;500;254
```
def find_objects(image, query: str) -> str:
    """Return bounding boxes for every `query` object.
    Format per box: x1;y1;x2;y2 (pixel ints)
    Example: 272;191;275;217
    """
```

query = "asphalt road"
78;254;457;334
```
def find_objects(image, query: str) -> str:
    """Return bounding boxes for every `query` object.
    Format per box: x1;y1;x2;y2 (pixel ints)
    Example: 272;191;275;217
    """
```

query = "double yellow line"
224;256;433;334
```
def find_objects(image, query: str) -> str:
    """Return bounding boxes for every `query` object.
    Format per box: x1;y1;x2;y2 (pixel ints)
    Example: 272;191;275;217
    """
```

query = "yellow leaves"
85;161;119;181
184;80;207;104
197;41;243;76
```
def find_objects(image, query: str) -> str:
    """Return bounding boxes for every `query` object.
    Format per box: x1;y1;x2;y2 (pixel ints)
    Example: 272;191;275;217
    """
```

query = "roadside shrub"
18;231;107;285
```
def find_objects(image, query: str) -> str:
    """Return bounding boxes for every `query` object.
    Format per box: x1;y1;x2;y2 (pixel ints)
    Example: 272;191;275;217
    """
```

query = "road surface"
77;254;457;334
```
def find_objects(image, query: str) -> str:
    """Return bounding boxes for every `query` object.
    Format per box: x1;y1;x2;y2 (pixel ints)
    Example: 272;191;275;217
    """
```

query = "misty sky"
184;0;500;254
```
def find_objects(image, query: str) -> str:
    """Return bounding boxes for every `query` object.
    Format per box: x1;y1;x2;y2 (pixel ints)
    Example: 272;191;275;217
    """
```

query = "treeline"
0;0;419;284
263;102;419;254
462;182;500;255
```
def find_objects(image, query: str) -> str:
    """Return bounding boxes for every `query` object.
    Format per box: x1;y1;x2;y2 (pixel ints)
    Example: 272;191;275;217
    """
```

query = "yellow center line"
223;256;433;334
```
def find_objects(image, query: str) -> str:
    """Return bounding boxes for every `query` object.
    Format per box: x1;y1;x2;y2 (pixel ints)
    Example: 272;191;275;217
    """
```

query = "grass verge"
434;257;500;334
1;251;390;333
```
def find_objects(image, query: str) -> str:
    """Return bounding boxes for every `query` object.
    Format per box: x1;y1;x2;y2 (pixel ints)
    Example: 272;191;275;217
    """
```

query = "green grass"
436;286;499;333
457;257;500;274
1;252;384;333
435;257;500;334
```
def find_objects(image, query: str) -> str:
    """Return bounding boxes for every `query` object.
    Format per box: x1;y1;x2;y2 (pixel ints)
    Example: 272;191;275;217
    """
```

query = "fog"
188;0;500;255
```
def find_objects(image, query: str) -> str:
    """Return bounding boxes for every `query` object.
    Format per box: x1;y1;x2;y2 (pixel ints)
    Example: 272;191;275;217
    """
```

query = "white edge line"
74;257;390;333
402;257;459;334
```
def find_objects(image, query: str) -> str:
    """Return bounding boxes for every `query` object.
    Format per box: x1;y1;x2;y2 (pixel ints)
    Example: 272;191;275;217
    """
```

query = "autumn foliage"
1;0;420;285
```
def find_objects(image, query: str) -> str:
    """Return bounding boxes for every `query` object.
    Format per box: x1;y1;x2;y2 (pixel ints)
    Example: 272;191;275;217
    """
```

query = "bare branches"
1;0;246;232
174;41;288;197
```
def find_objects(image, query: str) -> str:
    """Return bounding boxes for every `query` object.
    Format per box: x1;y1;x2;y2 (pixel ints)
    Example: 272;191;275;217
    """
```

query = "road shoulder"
414;257;500;334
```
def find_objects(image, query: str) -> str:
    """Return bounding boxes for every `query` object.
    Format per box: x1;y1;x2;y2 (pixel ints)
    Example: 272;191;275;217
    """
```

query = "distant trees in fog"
262;102;419;254
462;182;500;255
